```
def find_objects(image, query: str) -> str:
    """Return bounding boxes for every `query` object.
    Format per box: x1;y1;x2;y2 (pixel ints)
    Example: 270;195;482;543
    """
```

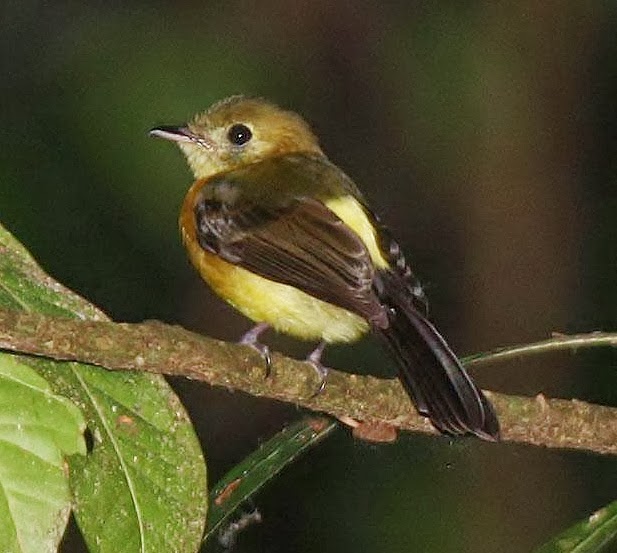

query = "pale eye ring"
227;123;252;146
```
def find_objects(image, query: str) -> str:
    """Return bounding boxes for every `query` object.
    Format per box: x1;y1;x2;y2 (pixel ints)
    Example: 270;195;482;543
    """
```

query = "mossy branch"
0;306;615;455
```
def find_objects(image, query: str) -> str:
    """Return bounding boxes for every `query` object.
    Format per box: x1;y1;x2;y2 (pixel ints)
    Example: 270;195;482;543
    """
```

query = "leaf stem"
463;332;617;368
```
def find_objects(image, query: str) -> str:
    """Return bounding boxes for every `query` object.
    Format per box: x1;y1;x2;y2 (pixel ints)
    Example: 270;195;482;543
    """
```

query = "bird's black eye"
227;123;252;146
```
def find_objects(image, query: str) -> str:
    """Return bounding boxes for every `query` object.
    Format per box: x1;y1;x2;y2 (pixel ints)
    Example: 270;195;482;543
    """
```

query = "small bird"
150;96;499;440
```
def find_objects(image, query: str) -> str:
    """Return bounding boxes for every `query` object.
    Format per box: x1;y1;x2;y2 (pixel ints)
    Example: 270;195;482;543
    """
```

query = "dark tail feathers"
375;274;499;441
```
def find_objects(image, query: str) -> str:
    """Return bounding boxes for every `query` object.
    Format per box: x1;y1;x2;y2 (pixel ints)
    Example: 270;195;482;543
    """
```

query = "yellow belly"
182;230;368;342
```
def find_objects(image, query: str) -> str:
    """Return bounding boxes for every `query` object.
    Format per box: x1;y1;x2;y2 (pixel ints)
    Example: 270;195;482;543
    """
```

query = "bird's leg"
239;322;272;376
306;341;329;397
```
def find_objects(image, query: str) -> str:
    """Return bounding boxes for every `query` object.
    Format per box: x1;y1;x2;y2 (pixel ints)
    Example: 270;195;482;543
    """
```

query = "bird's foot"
239;323;272;377
306;341;329;398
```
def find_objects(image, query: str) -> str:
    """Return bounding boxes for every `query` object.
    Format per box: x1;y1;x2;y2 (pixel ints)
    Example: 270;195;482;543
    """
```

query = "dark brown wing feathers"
194;193;387;326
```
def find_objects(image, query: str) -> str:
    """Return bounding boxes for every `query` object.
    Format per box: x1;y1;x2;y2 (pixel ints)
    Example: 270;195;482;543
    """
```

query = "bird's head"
150;96;324;179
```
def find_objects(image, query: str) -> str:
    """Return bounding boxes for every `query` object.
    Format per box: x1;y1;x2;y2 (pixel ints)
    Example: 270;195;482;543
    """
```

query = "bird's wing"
192;186;387;327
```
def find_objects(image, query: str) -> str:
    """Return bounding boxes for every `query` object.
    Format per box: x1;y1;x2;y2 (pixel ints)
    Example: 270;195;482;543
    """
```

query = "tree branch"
0;307;615;455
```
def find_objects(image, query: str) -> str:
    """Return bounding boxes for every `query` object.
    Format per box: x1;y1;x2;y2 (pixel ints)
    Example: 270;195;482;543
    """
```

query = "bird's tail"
375;273;500;441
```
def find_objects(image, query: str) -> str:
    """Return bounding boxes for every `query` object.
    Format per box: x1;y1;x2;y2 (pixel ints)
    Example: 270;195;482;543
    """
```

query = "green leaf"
534;500;617;553
0;354;85;553
205;416;337;543
0;222;207;552
0;225;104;319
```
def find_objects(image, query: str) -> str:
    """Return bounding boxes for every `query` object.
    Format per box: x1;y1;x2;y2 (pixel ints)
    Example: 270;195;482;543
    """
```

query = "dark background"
2;2;616;552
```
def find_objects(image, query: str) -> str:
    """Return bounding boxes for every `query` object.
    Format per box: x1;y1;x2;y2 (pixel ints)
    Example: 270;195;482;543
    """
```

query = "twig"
463;332;617;367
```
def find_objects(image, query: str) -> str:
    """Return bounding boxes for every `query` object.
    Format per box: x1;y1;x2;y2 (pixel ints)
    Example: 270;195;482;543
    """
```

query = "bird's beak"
149;125;216;151
149;125;197;143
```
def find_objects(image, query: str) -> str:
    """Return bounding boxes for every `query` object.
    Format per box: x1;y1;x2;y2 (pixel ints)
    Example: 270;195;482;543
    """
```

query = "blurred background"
1;1;616;551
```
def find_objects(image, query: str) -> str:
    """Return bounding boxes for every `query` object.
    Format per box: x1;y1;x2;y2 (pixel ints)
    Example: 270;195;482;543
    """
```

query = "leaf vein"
70;368;146;553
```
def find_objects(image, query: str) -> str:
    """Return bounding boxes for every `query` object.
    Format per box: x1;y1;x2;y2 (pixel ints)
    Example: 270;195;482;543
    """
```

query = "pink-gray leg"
239;322;272;376
306;341;329;396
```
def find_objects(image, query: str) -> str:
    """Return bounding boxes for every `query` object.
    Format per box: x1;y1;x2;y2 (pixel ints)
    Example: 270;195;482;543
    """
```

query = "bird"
150;95;499;440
